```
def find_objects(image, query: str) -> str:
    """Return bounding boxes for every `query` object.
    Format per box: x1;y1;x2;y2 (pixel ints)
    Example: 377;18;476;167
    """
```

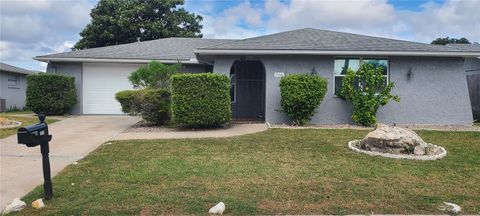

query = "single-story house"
34;28;480;125
0;62;32;112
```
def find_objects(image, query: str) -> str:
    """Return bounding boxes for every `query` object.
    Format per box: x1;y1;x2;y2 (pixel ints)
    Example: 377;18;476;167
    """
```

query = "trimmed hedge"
139;88;171;125
115;90;140;114
26;73;76;115
280;73;328;125
171;73;231;128
115;89;171;125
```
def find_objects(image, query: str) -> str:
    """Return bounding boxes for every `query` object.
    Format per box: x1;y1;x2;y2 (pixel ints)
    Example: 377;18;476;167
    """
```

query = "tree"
74;0;202;50
431;37;471;45
339;63;400;126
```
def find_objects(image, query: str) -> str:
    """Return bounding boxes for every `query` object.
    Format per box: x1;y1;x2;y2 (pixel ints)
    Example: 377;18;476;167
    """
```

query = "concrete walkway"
113;123;268;140
0;115;139;209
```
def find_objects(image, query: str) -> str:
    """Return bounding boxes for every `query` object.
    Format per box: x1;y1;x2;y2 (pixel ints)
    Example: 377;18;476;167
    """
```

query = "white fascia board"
195;49;480;57
33;57;201;64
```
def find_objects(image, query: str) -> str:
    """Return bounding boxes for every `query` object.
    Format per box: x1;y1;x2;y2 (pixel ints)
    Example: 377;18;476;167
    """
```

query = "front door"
230;61;265;121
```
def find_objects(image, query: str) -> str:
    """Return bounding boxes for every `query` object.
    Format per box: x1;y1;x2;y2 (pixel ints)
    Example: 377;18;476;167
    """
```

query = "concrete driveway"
0;115;139;210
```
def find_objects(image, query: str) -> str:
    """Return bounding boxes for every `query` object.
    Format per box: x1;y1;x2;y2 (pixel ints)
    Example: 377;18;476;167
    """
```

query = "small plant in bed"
338;63;400;126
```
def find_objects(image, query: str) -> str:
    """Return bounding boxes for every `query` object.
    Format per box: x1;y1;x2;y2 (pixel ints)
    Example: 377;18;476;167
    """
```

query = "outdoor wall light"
407;67;414;80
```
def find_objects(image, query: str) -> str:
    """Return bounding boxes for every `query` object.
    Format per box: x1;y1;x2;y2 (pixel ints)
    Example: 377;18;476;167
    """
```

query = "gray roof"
35;28;480;62
446;44;480;52
198;28;464;53
0;62;32;75
36;38;235;61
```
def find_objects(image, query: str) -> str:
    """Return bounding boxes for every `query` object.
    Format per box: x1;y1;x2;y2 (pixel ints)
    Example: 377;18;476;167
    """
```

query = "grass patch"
0;110;34;115
18;129;480;215
0;115;58;139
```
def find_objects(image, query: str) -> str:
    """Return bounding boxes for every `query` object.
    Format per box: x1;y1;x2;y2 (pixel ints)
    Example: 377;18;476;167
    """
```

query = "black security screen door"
230;60;265;121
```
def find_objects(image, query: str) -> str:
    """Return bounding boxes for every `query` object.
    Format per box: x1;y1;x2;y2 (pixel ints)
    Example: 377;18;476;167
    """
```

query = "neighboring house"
447;44;480;121
0;62;32;112
34;28;480;125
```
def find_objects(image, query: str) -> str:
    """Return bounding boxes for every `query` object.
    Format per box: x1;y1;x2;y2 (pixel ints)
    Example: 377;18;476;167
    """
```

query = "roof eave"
195;49;480;57
33;57;201;64
0;69;32;75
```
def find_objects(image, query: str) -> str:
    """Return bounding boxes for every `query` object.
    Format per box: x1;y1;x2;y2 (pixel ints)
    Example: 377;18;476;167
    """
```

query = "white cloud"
0;14;45;43
0;0;93;71
263;0;479;43
401;0;480;42
196;0;266;39
0;0;53;14
265;0;402;39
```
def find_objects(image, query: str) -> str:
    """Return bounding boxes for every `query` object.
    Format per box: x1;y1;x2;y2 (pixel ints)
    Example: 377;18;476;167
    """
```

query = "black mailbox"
17;114;53;200
18;122;52;147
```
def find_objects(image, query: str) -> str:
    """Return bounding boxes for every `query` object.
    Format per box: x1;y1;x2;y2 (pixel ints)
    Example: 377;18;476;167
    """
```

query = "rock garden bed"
348;124;447;160
0;117;21;129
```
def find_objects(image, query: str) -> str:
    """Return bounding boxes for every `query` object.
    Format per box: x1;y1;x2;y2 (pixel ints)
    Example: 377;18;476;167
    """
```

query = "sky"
0;0;479;71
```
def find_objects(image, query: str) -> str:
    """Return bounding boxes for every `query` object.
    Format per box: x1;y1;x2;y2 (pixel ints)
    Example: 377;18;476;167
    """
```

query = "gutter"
33;57;201;64
195;49;480;57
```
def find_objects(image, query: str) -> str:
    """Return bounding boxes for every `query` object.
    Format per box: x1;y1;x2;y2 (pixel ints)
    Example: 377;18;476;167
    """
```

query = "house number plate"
274;72;285;77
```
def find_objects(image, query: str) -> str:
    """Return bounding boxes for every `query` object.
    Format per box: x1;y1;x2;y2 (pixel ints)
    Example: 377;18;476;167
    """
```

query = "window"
334;57;388;94
7;75;18;88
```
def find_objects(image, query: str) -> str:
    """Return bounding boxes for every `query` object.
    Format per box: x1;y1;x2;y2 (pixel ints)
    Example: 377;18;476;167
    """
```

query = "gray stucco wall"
47;62;83;114
182;64;211;73
464;57;480;73
213;55;473;125
0;71;28;110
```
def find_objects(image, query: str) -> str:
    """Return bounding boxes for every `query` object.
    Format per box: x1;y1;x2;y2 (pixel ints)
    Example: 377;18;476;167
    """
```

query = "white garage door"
83;63;143;114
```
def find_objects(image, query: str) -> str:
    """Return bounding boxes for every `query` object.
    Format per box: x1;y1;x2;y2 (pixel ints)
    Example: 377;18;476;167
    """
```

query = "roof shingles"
36;28;479;62
0;62;32;75
36;38;235;60
199;28;462;52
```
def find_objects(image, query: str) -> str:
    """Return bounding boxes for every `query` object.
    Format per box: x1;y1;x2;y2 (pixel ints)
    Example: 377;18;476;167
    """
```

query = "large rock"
32;198;45;209
2;198;26;215
208;202;225;215
360;123;428;155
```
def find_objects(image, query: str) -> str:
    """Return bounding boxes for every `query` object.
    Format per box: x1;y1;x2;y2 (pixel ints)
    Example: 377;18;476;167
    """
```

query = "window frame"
7;75;19;88
333;56;390;95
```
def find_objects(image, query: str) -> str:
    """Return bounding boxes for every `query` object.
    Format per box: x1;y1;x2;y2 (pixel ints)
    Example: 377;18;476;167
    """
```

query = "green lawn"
0;115;58;139
17;129;480;215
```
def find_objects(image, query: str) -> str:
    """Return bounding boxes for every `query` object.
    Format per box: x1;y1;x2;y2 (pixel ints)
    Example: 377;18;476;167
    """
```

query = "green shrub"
139;88;171;125
115;89;171;125
26;73;76;115
171;73;231;128
128;60;180;89
339;63;400;126
279;74;328;125
115;90;140;114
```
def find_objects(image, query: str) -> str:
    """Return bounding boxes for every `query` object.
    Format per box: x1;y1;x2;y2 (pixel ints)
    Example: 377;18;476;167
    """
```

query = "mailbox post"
17;114;53;200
